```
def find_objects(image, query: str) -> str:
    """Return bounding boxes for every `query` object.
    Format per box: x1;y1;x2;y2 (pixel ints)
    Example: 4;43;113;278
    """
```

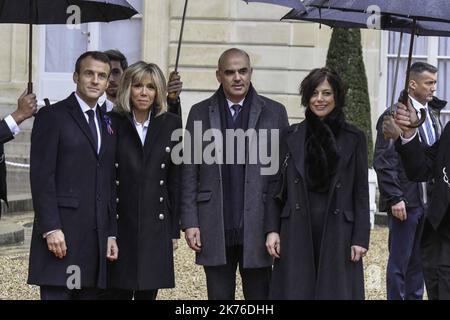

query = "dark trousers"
421;219;450;300
386;206;425;300
40;286;99;300
203;245;271;300
101;289;158;300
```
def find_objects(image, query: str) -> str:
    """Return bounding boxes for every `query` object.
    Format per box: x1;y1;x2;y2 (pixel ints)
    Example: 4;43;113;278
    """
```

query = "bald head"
218;48;251;71
216;48;253;103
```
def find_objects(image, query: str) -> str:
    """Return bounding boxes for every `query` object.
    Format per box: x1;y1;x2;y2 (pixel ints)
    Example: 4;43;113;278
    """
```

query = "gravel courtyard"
0;219;389;300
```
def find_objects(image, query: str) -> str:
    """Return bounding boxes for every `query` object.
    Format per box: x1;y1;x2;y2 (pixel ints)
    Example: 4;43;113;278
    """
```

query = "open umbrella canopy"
283;7;450;37
244;0;306;10
0;0;139;93
0;0;138;24
304;0;450;23
303;0;450;127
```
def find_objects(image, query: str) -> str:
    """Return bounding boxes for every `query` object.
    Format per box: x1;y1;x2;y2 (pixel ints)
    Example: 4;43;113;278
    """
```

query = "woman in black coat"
265;68;370;299
108;61;182;300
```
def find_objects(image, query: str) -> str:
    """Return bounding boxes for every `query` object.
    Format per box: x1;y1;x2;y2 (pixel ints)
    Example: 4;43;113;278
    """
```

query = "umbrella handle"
398;90;426;128
408;109;427;128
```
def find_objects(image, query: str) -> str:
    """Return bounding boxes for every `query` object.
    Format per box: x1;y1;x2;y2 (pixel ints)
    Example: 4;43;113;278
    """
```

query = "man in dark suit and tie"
393;69;450;300
375;62;444;300
0;91;38;216
27;51;118;300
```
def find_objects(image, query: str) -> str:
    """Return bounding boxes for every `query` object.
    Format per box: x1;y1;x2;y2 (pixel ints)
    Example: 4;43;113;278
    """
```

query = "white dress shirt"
133;111;151;145
4;115;20;136
75;93;102;154
227;98;245;117
98;92;114;112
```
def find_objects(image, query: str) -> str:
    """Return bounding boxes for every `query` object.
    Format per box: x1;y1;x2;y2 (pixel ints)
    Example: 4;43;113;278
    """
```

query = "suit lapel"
286;122;306;180
125;112;143;148
66;93;98;156
209;94;224;165
144;112;164;162
247;95;263;130
98;107;110;159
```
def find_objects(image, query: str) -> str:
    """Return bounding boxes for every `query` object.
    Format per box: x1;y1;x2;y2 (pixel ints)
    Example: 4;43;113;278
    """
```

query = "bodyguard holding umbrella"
0;91;38;217
395;98;450;300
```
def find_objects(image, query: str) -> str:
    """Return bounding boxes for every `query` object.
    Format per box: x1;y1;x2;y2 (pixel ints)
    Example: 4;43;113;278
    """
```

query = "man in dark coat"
374;62;444;300
28;51;118;300
0;91;37;216
395;96;450;300
181;48;289;300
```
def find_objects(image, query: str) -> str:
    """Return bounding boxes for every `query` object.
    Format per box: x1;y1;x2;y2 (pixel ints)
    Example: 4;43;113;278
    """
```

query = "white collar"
409;94;429;112
227;98;245;109
75;92;99;114
132;110;151;128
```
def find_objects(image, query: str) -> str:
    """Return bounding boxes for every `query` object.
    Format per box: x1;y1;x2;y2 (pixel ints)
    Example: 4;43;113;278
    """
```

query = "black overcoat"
265;121;370;299
28;93;117;289
109;111;181;290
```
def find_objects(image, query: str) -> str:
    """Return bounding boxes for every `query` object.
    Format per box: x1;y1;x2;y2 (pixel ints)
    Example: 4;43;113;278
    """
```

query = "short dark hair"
410;62;438;80
104;49;128;71
75;51;111;74
300;67;346;109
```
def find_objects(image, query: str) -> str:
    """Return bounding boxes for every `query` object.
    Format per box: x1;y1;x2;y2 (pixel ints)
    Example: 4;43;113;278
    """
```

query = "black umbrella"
304;0;450;127
304;0;450;23
244;0;306;10
283;8;450;112
0;0;138;94
283;7;450;37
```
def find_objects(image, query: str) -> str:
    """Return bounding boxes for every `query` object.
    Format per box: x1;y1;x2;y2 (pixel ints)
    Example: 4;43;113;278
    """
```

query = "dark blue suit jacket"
28;93;117;289
0;119;14;216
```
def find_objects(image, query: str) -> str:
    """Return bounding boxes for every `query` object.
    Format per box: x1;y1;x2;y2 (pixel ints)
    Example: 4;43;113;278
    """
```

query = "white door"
38;0;143;102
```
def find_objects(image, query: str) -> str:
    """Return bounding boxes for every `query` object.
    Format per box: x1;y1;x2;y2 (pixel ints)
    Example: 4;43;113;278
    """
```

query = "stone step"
375;211;388;226
6;167;31;195
0;221;25;246
11;129;32;144
4;142;30;158
0;211;33;250
1;194;33;215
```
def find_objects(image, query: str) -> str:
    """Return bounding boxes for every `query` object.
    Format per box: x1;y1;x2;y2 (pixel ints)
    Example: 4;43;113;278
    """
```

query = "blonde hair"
114;61;167;116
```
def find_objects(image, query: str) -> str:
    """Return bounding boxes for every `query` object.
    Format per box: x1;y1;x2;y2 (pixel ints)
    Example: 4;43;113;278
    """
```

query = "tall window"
386;32;450;125
45;0;142;73
40;0;143;101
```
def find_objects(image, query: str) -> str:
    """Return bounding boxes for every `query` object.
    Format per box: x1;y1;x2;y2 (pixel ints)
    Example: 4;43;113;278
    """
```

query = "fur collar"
305;107;345;192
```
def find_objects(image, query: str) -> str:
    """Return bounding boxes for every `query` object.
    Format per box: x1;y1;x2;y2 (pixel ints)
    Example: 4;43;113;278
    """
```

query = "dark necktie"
231;104;241;123
86;109;98;153
423;109;436;145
